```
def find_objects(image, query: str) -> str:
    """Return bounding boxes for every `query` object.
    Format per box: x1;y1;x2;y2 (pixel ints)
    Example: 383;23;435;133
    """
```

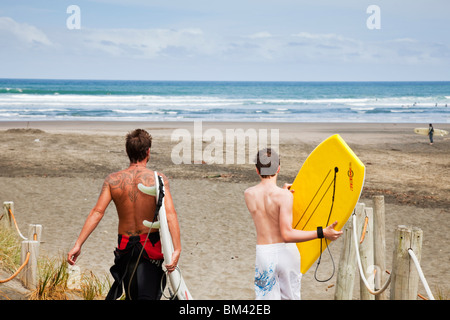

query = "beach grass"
0;222;21;274
78;270;111;300
29;255;69;300
434;285;449;301
0;223;109;300
28;255;110;300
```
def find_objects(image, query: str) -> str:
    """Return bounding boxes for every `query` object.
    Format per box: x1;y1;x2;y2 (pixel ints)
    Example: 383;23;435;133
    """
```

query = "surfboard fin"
138;183;156;196
143;220;160;229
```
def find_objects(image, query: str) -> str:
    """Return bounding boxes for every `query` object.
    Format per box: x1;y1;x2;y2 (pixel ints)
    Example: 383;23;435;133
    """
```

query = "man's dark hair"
255;148;280;178
126;129;152;163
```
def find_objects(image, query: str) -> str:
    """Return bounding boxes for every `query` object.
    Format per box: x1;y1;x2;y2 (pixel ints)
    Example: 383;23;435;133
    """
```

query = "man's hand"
282;183;295;194
165;250;180;273
323;221;343;241
67;244;81;265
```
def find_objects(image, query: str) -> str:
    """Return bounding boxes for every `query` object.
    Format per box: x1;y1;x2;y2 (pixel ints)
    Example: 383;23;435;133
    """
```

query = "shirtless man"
244;148;342;300
67;129;181;300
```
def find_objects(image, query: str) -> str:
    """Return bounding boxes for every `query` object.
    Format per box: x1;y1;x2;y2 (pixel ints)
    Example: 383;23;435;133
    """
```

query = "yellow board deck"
291;134;365;274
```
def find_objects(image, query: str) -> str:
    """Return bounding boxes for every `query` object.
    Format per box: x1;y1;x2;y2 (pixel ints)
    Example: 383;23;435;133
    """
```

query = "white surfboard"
138;172;193;300
414;127;448;136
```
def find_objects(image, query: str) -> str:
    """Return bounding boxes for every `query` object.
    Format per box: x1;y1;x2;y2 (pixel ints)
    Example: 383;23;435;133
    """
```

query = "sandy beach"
0;120;449;300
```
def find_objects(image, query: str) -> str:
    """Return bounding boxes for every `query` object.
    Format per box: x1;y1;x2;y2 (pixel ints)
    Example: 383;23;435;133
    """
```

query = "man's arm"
67;179;112;265
278;190;343;243
161;174;181;273
278;191;317;243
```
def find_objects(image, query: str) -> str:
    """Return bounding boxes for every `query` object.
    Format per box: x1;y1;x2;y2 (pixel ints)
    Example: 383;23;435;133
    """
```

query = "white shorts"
254;242;302;300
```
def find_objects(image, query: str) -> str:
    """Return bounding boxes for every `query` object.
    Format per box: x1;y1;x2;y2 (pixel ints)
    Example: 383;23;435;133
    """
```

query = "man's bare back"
68;129;181;275
244;180;292;245
67;129;182;299
105;165;159;236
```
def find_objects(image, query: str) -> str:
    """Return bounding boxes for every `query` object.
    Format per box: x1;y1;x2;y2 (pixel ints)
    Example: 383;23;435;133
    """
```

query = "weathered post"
390;225;422;300
334;218;356;300
359;207;374;300
373;195;387;300
20;240;40;289
334;203;364;300
28;224;43;242
408;227;423;298
2;201;14;227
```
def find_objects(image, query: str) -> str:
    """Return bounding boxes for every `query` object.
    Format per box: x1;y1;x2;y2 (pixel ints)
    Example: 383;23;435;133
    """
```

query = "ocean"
0;79;449;123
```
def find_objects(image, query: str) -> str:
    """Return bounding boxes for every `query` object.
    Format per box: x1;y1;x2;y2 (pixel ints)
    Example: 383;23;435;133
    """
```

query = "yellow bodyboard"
291;134;365;274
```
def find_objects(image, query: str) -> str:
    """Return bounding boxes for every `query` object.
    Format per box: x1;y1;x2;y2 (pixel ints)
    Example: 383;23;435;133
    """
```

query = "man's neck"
129;160;147;168
259;175;277;186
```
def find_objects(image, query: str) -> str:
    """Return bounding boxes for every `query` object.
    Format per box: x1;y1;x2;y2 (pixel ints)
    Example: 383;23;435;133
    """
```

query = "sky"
0;0;449;81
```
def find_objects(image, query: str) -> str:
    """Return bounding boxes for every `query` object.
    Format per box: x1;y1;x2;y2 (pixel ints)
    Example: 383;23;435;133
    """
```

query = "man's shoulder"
273;186;293;201
105;168;130;177
244;184;259;196
104;167;154;182
154;171;169;182
105;170;123;180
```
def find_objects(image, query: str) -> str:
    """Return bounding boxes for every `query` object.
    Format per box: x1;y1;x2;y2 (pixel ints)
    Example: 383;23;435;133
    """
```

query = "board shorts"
254;243;302;300
106;232;165;300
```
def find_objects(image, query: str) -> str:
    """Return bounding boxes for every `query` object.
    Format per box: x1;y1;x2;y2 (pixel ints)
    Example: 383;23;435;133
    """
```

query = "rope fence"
7;206;27;240
1;197;436;299
408;248;435;300
1;201;42;289
352;213;391;296
0;252;30;284
335;196;435;300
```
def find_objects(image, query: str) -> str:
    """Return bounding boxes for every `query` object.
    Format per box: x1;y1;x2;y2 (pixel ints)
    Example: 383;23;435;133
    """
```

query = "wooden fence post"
2;201;14;227
334;217;356;300
2;203;43;290
390;225;423;300
373;195;387;300
359;207;375;300
334;203;364;300
409;227;423;299
28;224;43;242
20;240;40;289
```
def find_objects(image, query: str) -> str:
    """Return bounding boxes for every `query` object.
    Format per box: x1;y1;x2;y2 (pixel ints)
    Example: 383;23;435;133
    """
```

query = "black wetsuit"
106;232;165;300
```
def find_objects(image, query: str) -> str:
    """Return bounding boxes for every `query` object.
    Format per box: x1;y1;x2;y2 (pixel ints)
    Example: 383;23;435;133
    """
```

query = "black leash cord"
314;167;338;282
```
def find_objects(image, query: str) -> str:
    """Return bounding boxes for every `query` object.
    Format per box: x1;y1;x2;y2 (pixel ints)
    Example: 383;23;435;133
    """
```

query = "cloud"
278;31;450;66
79;27;213;59
97;26;448;67
352;37;450;67
215;31;365;63
0;17;52;46
291;32;348;41
284;31;362;62
245;32;273;39
2;13;447;74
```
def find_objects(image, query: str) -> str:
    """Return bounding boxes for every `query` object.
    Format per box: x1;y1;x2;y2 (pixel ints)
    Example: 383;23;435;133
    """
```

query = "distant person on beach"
67;129;181;300
244;148;342;300
428;123;434;145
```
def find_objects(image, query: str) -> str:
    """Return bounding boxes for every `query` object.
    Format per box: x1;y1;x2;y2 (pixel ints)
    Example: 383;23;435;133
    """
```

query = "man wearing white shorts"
245;148;342;300
255;242;301;299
